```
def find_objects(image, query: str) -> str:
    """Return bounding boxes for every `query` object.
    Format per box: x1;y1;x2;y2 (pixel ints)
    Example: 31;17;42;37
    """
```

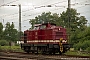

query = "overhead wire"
0;0;89;17
4;9;61;22
20;1;66;19
21;1;89;21
1;0;90;30
0;0;19;7
0;0;90;25
70;0;90;16
71;0;90;7
0;1;67;19
22;7;66;22
2;5;67;23
0;0;19;17
2;2;90;22
22;1;67;13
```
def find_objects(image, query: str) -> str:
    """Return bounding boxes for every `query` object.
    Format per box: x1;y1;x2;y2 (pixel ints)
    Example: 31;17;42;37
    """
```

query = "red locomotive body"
21;23;70;54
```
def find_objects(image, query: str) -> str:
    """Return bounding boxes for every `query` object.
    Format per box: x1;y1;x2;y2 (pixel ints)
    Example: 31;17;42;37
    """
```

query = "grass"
65;51;90;56
0;46;23;52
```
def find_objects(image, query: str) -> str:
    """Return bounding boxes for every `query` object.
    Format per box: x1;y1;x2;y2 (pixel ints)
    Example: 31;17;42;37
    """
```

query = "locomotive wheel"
63;50;66;53
32;51;34;53
49;49;53;54
62;48;66;53
49;51;51;54
26;51;29;53
53;49;55;54
24;47;30;53
42;49;47;54
59;51;62;55
36;47;39;54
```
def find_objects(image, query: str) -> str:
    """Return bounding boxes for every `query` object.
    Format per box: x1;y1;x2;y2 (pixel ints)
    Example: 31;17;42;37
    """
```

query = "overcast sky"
0;0;90;31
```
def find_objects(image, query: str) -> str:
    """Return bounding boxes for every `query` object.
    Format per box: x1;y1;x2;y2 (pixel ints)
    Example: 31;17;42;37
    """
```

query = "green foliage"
0;46;23;52
29;8;88;46
65;51;90;56
70;29;79;44
74;40;90;51
81;40;90;50
29;8;87;30
29;12;61;29
86;47;90;51
73;42;82;50
0;22;3;40
3;22;18;42
78;27;90;39
0;40;9;46
0;21;22;43
73;26;90;51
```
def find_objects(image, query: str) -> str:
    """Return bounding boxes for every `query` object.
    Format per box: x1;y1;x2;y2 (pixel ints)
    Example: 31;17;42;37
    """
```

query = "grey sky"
0;0;90;31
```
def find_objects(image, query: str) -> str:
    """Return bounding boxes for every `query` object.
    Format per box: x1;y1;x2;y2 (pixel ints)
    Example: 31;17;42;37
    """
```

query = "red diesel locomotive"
21;23;70;54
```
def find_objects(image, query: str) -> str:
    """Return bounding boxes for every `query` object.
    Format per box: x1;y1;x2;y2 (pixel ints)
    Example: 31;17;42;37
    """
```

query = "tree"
29;19;36;29
9;22;18;42
73;26;90;50
60;8;87;30
0;22;3;40
77;26;90;41
29;12;61;29
3;22;18;42
74;40;90;51
3;22;10;40
29;8;87;30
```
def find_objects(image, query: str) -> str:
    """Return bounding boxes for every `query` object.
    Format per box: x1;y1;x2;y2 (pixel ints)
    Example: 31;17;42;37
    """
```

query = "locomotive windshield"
33;24;41;30
33;23;56;30
33;26;39;30
40;25;46;29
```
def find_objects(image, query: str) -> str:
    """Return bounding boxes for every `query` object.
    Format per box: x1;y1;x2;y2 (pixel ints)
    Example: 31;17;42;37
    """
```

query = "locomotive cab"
34;23;56;29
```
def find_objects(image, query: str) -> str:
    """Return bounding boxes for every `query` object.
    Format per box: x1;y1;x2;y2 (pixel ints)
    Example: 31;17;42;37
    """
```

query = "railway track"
0;52;90;60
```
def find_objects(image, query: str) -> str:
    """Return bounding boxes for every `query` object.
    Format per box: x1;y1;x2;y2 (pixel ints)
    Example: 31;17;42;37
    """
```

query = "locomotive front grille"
56;32;63;39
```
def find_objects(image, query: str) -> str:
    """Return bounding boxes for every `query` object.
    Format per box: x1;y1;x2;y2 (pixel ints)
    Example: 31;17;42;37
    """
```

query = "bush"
86;47;90;52
81;40;90;50
73;40;90;51
73;42;82;50
0;40;9;46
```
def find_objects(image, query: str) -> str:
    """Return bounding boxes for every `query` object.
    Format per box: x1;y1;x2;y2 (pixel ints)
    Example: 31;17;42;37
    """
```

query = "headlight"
62;40;67;43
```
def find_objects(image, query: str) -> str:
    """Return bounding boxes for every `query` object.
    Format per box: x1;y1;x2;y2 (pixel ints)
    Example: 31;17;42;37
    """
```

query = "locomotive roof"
34;23;56;27
42;23;56;26
34;24;41;27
